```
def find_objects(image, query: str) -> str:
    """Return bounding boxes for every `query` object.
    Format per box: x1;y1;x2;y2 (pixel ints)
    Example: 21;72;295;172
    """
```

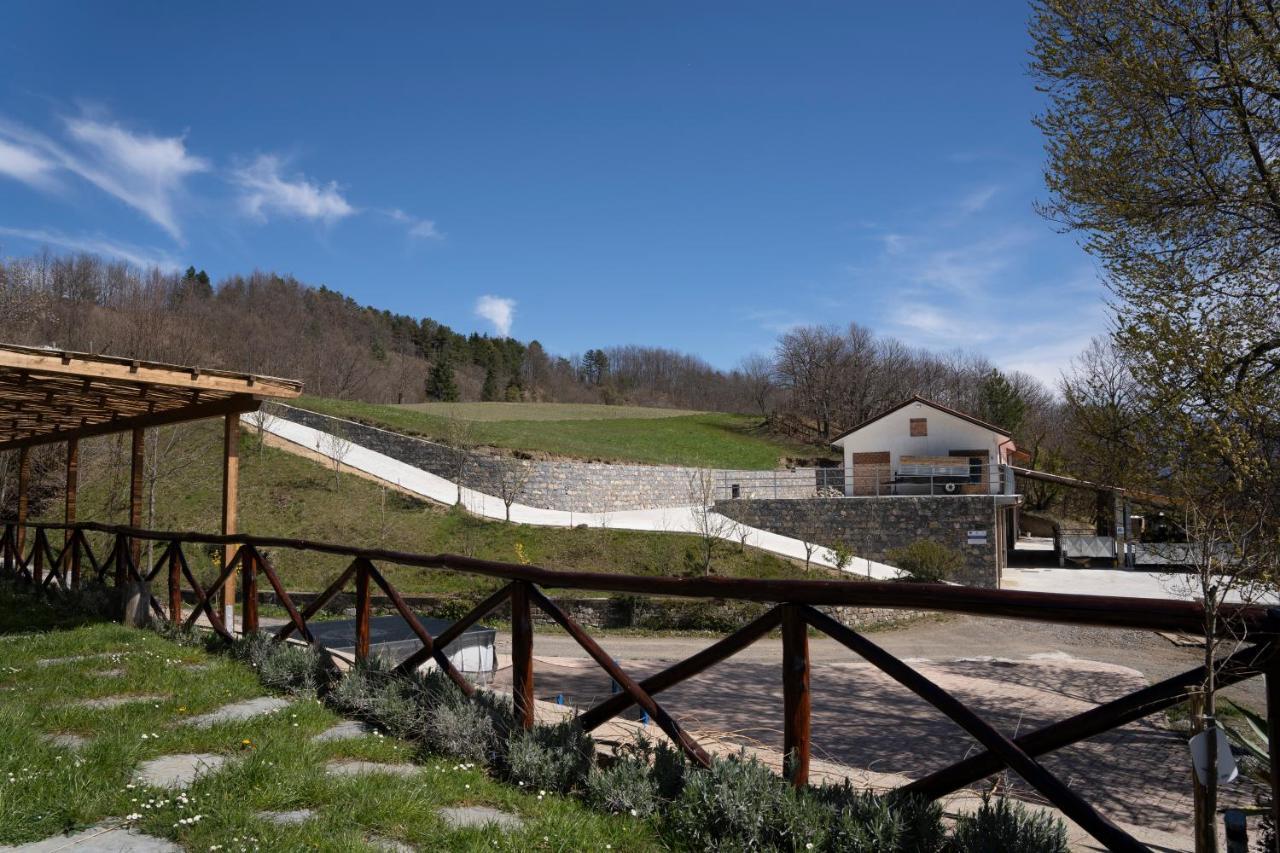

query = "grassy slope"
394;401;706;421
295;396;832;469
40;420;831;598
0;598;656;850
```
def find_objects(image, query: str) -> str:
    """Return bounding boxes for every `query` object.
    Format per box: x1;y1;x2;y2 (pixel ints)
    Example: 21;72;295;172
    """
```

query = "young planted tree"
685;468;734;576
494;455;532;522
444;414;477;508
316;423;353;489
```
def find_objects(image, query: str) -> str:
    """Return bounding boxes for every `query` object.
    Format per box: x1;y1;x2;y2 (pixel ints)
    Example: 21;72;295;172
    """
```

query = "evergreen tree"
977;369;1026;434
480;367;501;401
426;358;459;402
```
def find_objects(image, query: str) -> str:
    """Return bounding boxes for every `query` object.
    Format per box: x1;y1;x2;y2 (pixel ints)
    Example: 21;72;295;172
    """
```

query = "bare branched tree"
686;468;734;576
245;406;280;456
315;423;353;489
444;415;477;508
494;455;532;522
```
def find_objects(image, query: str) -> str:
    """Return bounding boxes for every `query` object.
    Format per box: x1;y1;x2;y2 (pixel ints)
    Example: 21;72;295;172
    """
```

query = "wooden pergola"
0;343;302;623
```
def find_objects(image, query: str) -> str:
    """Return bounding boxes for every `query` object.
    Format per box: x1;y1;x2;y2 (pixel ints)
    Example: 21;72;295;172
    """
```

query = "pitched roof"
829;395;1013;446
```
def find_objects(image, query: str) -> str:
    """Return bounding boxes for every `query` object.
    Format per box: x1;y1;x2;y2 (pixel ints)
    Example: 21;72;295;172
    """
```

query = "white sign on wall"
967;529;988;546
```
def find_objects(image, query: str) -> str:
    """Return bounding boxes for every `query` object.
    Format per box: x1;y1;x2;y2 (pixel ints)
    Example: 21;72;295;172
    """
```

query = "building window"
909;417;927;437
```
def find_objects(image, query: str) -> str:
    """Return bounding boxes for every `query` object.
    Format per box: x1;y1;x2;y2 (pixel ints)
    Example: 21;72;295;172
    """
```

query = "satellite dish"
1188;727;1239;785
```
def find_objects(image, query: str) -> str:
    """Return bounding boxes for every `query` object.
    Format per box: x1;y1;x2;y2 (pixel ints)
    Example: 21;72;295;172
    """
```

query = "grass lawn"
38;421;834;599
0;584;659;851
393;402;707;422
293;396;832;469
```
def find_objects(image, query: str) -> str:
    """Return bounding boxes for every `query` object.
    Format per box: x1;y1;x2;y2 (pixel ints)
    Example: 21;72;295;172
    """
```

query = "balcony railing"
716;464;1013;501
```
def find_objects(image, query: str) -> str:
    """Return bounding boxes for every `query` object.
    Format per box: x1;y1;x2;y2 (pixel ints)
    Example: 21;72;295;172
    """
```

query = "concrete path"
255;414;902;580
1003;566;1274;603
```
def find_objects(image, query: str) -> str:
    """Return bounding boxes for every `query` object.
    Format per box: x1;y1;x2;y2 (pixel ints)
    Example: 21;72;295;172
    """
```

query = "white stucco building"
830;396;1018;496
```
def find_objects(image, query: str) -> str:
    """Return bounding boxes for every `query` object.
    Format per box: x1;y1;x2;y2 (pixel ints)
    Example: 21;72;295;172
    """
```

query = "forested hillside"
0;250;1057;439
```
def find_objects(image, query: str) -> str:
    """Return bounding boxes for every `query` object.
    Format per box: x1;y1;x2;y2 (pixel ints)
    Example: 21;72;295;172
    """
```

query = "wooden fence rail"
3;519;1278;853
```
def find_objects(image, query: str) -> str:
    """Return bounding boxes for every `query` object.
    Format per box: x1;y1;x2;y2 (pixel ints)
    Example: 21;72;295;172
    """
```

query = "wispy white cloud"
386;208;442;240
0;114;208;240
231;154;355;224
0;225;181;271
474;295;515;337
0;137;57;189
62;117;208;240
957;185;999;214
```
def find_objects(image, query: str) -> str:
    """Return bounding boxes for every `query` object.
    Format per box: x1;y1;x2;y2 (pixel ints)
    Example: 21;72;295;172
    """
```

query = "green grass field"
294;396;831;469
394;401;707;421
36;421;831;599
0;592;656;851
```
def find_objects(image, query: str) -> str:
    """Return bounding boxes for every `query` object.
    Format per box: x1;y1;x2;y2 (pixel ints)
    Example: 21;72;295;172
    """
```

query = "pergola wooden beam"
0;344;299;398
0;394;268;452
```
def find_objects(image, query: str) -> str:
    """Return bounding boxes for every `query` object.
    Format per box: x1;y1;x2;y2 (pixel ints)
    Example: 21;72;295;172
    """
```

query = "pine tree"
977;369;1025;434
426;359;459;402
480;367;501;401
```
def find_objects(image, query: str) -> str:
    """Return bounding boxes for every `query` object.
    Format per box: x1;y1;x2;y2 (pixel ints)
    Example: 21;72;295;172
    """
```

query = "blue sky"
0;2;1105;385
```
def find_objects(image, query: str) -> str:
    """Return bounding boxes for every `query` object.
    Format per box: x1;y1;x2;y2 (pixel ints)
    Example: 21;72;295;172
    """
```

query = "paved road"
492;614;1260;841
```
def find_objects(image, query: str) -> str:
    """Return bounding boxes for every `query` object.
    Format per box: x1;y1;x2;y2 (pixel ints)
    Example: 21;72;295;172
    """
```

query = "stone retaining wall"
713;496;1003;588
269;404;826;512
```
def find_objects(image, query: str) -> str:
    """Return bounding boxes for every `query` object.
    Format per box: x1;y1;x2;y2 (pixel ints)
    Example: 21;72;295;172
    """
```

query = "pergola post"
65;438;78;588
15;446;30;557
129;427;144;568
221;413;240;632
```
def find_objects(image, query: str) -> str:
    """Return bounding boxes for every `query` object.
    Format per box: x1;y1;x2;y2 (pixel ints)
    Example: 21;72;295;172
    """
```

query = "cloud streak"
474;295;515;337
386;208;442;240
0;115;208;240
0;225;181;271
232;154;355;224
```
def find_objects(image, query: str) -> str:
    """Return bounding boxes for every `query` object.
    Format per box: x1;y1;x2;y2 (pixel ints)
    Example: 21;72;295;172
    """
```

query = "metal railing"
716;464;1012;500
3;518;1276;853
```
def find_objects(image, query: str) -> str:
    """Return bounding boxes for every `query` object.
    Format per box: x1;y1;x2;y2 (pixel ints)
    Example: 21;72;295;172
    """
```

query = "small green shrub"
886;540;963;583
421;670;505;765
662;752;828;851
632;599;769;633
949;796;1068;853
812;783;945;852
258;641;328;694
586;758;661;818
831;543;855;572
503;721;594;793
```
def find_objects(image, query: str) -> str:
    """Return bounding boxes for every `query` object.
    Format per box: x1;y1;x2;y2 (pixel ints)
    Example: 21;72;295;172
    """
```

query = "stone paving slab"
184;696;290;727
44;733;88;750
312;720;374;742
0;823;180;851
135;753;228;788
95;669;125;678
324;760;418;778
367;838;415;853
255;809;314;825
437;805;524;832
36;653;118;668
72;694;166;710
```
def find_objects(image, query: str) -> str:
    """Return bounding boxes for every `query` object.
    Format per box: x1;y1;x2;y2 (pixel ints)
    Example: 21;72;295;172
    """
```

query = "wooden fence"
4;518;1279;853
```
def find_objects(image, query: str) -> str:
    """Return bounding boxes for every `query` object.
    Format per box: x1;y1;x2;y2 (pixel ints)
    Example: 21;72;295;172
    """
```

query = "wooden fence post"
69;530;81;590
168;542;182;625
242;548;258;635
114;533;127;588
782;603;811;786
2;524;11;576
32;528;44;588
511;581;535;730
354;558;371;662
